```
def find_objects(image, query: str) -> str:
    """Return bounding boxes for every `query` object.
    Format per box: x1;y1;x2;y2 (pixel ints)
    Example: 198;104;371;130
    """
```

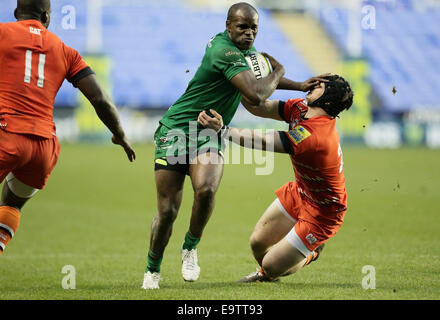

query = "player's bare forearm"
231;64;285;106
253;66;285;102
278;73;332;92
241;97;283;121
227;127;287;153
76;74;136;161
92;97;126;138
277;77;304;91
76;74;125;138
196;110;286;153
93;99;136;161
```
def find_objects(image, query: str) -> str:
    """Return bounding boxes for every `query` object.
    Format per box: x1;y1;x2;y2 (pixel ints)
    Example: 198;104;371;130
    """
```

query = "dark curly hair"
308;75;354;117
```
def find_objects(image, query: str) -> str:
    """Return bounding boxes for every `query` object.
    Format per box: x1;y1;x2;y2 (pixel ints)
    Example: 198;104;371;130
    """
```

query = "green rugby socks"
146;231;200;274
182;231;201;251
146;249;163;273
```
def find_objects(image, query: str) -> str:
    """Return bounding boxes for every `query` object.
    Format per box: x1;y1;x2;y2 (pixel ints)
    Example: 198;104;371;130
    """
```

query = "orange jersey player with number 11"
198;75;353;282
0;0;136;256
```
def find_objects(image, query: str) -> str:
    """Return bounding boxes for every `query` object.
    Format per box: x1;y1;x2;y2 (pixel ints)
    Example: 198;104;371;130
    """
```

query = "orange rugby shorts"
275;181;345;252
0;129;60;190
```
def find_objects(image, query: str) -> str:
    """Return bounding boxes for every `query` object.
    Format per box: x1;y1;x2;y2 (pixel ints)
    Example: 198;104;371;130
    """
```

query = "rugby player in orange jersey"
0;0;136;255
197;75;353;282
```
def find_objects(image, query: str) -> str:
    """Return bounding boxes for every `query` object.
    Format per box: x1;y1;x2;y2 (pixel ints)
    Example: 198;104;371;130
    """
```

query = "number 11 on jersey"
24;50;46;88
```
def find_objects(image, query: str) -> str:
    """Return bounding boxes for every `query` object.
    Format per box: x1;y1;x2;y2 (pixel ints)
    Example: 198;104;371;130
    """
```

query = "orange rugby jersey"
0;20;93;138
278;98;347;214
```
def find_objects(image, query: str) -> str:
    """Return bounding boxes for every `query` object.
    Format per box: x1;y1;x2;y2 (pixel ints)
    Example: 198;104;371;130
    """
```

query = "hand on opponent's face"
301;73;332;92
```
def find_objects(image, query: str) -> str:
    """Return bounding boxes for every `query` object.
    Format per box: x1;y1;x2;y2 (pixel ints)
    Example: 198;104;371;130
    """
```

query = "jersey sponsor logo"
29;27;41;35
230;61;247;67
224;50;241;57
288;126;311;145
305;233;318;245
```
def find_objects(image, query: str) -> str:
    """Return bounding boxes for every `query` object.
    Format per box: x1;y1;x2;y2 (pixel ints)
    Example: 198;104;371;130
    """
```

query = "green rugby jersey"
160;30;256;132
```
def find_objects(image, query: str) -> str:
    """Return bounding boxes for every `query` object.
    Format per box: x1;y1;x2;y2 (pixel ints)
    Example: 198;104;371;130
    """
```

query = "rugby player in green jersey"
142;2;327;289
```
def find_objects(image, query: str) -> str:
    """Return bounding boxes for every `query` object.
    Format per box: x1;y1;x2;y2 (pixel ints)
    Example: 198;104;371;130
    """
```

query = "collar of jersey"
18;19;45;29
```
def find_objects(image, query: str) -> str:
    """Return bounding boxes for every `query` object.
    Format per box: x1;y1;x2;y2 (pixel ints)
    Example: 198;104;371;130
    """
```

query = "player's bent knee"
157;207;178;223
261;260;280;279
194;185;217;202
157;195;181;222
249;234;267;253
6;173;39;199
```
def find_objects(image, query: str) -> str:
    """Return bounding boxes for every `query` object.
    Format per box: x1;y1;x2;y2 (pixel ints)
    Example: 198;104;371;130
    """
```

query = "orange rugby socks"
0;206;21;255
304;251;318;266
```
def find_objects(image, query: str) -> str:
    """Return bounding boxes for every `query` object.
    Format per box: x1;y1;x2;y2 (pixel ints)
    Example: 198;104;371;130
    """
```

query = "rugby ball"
245;52;273;80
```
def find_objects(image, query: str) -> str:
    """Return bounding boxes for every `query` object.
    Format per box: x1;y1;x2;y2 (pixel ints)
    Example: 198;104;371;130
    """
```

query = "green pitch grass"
0;143;439;300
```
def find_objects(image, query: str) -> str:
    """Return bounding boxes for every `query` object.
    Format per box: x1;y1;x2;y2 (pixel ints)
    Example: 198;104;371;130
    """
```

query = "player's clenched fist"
198;109;224;133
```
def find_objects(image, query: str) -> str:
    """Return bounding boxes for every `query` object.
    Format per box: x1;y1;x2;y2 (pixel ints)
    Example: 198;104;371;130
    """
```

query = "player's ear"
41;11;50;28
226;20;231;33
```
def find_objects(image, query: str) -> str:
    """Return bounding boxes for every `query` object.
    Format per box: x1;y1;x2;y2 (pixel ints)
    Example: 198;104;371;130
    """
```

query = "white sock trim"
275;198;297;223
285;227;312;258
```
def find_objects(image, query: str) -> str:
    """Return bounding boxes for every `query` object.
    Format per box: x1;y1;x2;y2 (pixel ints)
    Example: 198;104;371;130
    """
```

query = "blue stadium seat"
1;1;312;108
319;5;440;112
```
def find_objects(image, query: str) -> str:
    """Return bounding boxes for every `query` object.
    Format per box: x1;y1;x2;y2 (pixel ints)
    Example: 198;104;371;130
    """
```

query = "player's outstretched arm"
227;127;287;153
241;96;283;121
230;52;285;105
197;110;287;153
76;74;136;162
277;73;331;92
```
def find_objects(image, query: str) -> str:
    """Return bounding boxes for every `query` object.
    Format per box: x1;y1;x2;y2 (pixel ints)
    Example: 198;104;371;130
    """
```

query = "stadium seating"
319;4;440;112
98;4;312;107
0;0;312;108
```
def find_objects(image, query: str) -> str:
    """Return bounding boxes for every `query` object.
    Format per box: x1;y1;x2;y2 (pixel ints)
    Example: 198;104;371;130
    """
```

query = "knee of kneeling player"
261;261;281;278
249;234;267;254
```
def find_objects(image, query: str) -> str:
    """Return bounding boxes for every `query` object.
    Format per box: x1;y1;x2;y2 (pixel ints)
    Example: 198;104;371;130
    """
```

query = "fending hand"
301;73;332;92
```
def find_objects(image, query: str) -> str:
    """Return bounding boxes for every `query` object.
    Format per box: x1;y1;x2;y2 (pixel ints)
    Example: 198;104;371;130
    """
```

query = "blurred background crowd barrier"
1;0;439;148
